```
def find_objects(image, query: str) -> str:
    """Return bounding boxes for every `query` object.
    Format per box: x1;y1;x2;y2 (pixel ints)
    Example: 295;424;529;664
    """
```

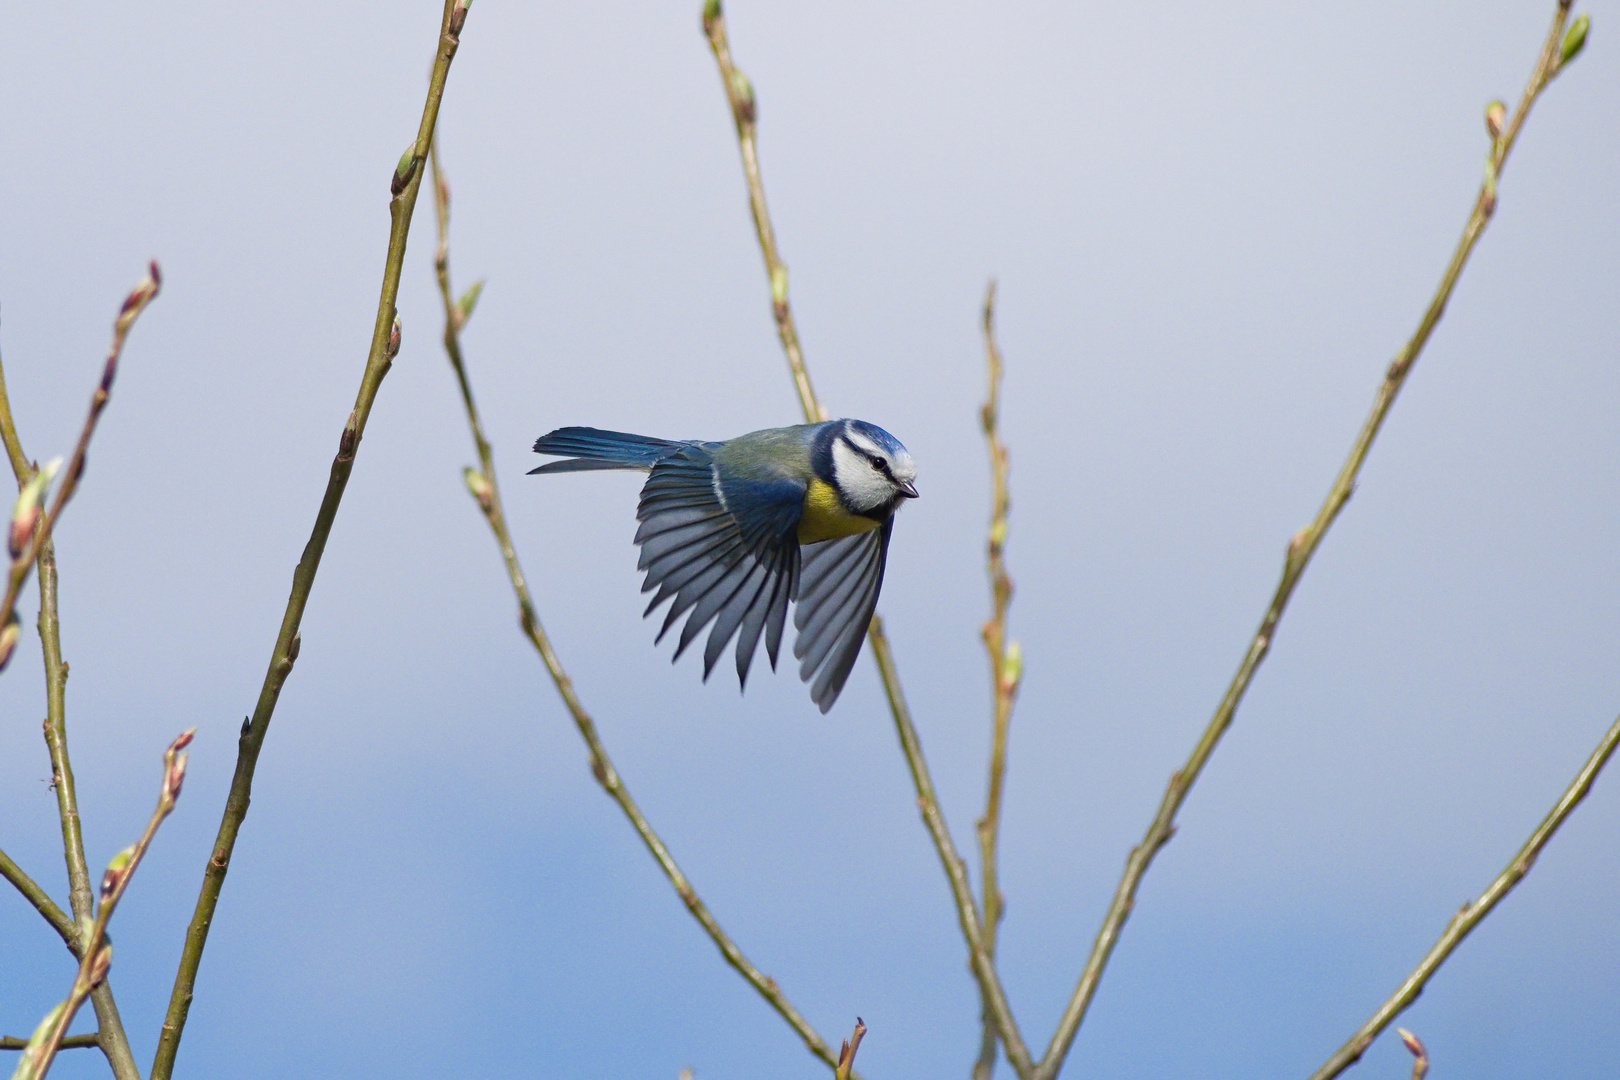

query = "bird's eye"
868;454;889;474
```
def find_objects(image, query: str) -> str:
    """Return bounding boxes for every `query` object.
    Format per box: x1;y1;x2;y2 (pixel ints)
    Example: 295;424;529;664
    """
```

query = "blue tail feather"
529;427;683;474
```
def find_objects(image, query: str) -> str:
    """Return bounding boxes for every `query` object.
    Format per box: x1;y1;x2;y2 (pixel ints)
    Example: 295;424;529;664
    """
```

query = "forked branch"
8;730;191;1080
430;143;858;1077
701;6;1034;1074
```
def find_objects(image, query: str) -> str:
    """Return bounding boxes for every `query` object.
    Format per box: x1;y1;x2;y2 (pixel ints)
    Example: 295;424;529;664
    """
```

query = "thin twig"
37;540;142;1080
0;1036;98;1052
429;142;856;1077
834;1018;867;1080
149;5;470;1077
699;0;824;423
10;730;191;1080
0;288;156;1080
1035;7;1584;1078
973;281;1021;1080
700;7;1035;1075
0;265;160;643
0;847;76;953
1308;710;1620;1080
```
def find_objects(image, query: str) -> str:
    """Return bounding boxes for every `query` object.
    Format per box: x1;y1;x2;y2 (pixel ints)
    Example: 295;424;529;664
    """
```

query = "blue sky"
2;2;1617;1078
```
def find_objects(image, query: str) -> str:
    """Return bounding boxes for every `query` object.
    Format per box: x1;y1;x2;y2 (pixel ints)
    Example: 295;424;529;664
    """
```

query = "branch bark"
0;274;160;1080
973;281;1021;1080
429;142;858;1078
1308;710;1620;1080
150;5;470;1077
701;6;1034;1074
11;730;190;1080
1034;6;1585;1077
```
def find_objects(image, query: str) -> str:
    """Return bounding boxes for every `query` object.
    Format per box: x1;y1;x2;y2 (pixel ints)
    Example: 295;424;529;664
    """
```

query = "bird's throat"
798;478;882;544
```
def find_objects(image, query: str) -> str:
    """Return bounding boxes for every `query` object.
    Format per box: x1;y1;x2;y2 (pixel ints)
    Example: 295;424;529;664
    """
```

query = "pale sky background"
2;2;1617;1078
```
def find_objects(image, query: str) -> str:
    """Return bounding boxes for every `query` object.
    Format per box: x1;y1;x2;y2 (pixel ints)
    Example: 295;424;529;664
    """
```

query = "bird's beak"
898;480;919;499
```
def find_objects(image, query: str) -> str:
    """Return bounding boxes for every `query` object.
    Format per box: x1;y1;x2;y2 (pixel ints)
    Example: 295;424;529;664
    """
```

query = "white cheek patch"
831;438;892;513
892;452;917;485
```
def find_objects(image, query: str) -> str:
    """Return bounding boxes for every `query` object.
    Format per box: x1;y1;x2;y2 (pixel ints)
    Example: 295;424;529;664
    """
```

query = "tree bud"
101;845;135;900
1484;99;1506;139
1560;14;1589;67
10;457;62;558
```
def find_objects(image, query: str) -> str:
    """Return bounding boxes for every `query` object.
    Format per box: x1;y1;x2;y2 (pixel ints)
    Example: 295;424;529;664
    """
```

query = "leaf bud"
391;145;420;196
455;280;485;331
702;0;722;35
0;613;21;672
387;315;403;359
87;941;113;988
101;845;135;900
10;457;62;558
729;69;755;125
17;1001;69;1075
463;466;494;511
1484;99;1506;140
164;750;190;804
1001;639;1023;694
1560;14;1589;67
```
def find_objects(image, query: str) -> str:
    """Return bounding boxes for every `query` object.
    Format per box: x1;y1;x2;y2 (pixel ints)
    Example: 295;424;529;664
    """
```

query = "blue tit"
529;418;918;712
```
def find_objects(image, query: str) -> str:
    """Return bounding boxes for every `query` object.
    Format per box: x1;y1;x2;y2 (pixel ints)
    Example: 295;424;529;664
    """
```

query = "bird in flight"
530;418;918;711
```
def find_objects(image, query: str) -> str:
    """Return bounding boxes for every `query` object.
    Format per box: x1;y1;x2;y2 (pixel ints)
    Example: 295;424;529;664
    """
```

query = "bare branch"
0;283;158;1079
0;263;160;661
834;1018;867;1080
151;6;471;1077
10;730;191;1080
973;281;1021;1080
430;142;857;1077
1309;710;1620;1080
1036;7;1588;1076
701;8;1033;1074
0;1035;98;1052
0;848;75;954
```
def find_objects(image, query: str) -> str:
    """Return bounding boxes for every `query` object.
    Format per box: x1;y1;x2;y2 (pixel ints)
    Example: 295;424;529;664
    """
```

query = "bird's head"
828;419;918;514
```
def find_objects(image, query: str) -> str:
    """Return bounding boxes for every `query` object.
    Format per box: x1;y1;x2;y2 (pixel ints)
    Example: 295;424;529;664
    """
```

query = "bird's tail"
529;427;684;474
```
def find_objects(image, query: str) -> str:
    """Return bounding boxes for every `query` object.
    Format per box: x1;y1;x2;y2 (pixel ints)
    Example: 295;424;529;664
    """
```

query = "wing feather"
633;448;802;686
792;521;892;712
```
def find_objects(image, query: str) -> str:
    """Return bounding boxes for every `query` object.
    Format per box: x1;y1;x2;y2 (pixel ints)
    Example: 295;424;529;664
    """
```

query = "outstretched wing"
793;518;893;713
635;445;804;688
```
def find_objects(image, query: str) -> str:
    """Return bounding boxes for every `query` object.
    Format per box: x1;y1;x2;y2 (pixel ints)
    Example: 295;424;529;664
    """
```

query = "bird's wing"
634;446;804;689
793;517;893;713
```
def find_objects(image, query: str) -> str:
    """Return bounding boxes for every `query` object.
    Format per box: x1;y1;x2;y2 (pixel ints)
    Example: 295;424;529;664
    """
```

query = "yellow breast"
798;477;881;544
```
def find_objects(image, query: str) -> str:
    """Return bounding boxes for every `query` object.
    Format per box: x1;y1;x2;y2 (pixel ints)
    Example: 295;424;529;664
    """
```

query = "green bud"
463;467;493;507
10;457;62;558
770;265;788;305
101;845;135;899
1560;14;1589;67
702;0;722;29
1002;640;1023;690
456;280;485;326
14;1000;68;1079
391;145;420;196
1484;99;1506;140
0;614;20;672
729;69;755;124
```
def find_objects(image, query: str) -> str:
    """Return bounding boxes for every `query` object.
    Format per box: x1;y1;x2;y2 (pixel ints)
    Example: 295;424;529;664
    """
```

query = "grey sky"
1;2;1616;1078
